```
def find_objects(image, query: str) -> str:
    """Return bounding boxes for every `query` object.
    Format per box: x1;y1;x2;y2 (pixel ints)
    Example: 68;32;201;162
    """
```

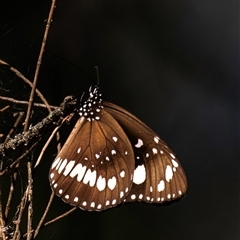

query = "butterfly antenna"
94;66;100;85
50;55;96;85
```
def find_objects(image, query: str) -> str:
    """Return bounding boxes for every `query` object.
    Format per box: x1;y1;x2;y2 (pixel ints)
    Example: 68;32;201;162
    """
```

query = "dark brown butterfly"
49;85;187;211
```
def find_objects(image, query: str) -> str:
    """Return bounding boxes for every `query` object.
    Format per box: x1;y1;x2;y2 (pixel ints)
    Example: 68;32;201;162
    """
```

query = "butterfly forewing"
103;101;188;204
49;108;135;211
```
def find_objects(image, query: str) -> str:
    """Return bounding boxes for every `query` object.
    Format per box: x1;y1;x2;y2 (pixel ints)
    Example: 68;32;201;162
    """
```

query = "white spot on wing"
50;173;54;179
111;150;116;155
63;160;75;176
133;165;146;184
157;180;165;192
96;175;106;191
83;169;97;186
55;159;62;170
90;202;95;208
77;148;81;154
131;194;136;200
112;136;118;142
152;148;158;154
112;199;116;205
120;170;125;178
82;201;87;206
65;195;69;199
70;163;87;182
170;153;175;159
154;136;159;143
135;138;143;148
59;189;62;194
120;191;124;198
171;159;179;168
74;197;78;202
58;159;68;174
106;200;110;206
97;204;102;209
165;165;173;182
52;157;60;169
107;176;117;190
139;194;143;199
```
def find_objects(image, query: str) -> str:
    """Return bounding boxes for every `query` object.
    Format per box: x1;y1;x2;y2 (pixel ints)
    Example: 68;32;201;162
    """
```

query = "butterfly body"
49;86;187;211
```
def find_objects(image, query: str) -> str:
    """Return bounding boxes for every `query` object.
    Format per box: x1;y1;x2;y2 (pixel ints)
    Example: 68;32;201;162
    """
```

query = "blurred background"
0;0;239;239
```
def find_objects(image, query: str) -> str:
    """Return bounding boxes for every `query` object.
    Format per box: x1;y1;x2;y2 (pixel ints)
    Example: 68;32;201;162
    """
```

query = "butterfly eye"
49;85;187;211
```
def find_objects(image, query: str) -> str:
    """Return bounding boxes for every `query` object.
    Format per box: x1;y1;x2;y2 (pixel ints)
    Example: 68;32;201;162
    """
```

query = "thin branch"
27;161;33;240
4;174;17;220
24;0;57;130
33;192;55;239
12;186;29;240
0;59;51;112
0;142;38;178
0;106;10;113
0;185;6;240
43;207;77;227
4;112;24;144
34;123;64;169
0;96;57;110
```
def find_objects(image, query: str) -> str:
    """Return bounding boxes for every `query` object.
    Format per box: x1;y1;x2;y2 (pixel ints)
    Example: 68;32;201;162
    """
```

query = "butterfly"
49;85;187;211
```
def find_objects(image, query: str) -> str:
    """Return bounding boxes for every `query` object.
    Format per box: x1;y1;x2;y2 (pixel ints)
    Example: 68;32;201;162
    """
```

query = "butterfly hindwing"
103;101;188;204
49;110;135;211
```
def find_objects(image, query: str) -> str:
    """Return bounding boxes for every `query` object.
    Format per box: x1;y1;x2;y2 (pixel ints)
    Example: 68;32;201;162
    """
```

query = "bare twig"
43;207;77;227
4;112;24;144
12;186;29;240
0;59;51;112
0;142;38;178
0;185;6;240
0;106;10;113
27;161;33;240
34;122;65;169
24;0;57;130
4;175;17;220
0;96;57;110
33;192;55;239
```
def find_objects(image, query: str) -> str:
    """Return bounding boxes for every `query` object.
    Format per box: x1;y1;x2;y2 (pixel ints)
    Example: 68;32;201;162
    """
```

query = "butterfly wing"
103;101;188;204
49;110;135;211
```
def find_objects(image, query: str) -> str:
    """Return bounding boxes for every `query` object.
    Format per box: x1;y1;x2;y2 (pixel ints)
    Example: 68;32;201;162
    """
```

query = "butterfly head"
79;85;103;121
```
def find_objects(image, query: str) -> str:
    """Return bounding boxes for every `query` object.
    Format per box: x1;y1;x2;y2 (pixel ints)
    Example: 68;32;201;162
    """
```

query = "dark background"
0;0;239;239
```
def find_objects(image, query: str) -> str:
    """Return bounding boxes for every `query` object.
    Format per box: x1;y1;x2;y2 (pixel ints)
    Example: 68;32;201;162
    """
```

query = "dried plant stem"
13;187;29;240
0;106;10;113
4;112;24;144
24;0;57;130
34;120;66;169
4;112;24;220
44;207;77;227
0;59;51;112
0;96;57;110
0;183;6;240
4;174;17;220
33;192;55;239
0;142;38;178
27;161;33;240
